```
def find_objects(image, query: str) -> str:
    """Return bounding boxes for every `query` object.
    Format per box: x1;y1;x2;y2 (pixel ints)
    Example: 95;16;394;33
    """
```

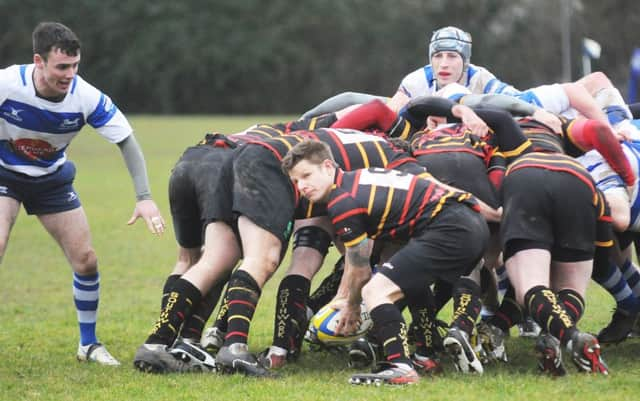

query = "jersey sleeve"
77;76;132;143
327;188;369;247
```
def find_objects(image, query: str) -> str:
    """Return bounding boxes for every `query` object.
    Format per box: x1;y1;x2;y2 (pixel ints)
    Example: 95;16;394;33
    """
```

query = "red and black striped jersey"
515;117;586;156
327;168;479;247
248;128;422;173
198;115;337;148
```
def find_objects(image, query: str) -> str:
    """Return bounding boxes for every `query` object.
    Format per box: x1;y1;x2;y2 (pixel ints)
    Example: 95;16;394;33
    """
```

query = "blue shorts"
0;161;81;215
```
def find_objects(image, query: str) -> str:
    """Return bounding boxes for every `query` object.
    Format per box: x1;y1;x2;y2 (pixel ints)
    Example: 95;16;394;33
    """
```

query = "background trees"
2;0;637;113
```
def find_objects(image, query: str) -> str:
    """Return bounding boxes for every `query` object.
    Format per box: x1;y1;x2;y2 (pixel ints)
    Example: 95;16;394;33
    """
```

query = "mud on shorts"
231;144;296;247
169;145;235;248
376;203;490;301
500;166;597;262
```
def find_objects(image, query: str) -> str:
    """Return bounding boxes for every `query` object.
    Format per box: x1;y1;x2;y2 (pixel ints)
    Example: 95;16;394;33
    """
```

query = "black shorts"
232;145;296;245
377;203;489;300
500;167;597;261
416;152;499;208
169;145;235;248
0;161;81;214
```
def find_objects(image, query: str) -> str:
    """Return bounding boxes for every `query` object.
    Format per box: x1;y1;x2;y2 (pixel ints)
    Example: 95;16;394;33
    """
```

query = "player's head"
33;22;81;61
428;26;471;87
32;22;81;98
282;140;337;203
429;26;472;66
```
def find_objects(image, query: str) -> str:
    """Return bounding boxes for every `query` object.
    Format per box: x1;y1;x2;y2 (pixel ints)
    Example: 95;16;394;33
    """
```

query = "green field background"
0;116;638;401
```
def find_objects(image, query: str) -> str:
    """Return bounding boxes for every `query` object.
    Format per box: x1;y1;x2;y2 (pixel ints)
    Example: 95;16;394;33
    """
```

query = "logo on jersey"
3;107;24;122
381;262;395;270
0;186;8;194
67;192;78;202
336;227;352;236
10;139;57;161
59;118;81;129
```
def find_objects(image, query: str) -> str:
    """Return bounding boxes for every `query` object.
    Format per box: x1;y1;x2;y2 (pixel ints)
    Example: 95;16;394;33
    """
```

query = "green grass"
1;115;639;401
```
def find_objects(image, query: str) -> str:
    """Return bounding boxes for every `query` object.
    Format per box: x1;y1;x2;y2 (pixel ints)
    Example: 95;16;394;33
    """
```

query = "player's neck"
32;69;66;102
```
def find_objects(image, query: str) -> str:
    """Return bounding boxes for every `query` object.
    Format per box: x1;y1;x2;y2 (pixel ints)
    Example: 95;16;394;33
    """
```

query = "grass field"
1;115;639;401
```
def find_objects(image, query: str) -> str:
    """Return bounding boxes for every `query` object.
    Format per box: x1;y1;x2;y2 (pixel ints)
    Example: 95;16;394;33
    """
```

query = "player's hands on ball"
331;299;362;336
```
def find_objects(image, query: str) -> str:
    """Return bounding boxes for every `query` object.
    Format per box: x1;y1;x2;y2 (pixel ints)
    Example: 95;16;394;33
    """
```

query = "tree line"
2;0;637;114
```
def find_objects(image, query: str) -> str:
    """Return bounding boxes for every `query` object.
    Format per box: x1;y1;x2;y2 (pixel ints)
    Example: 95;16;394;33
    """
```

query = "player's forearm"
461;93;538;116
117;134;152;201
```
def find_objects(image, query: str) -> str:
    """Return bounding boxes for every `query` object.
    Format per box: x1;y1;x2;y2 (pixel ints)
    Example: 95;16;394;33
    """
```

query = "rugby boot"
568;332;609;375
443;327;484;374
349;362;419;386
534;334;566;377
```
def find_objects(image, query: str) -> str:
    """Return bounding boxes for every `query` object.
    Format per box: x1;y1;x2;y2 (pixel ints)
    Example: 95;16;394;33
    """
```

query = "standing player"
0;22;165;365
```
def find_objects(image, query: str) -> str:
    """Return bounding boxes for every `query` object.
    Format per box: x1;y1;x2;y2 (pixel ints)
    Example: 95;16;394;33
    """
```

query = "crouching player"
282;140;492;385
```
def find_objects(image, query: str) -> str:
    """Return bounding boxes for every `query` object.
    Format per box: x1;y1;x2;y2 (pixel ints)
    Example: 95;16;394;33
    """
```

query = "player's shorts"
169;145;235;248
377;203;489;300
500;166;597;262
416;152;500;208
0;161;80;215
232;144;296;245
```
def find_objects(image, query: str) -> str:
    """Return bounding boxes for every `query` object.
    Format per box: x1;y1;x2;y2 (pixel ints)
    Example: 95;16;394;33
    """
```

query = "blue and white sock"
620;259;640;298
598;263;639;312
495;264;509;300
73;272;100;346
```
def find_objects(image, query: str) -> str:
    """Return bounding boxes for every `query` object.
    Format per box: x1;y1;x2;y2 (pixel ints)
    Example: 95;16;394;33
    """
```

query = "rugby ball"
308;303;373;345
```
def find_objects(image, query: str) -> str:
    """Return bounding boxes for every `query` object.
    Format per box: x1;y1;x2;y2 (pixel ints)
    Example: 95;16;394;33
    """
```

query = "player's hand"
453;104;488;137
333;301;362;337
532;109;562;133
128;199;166;235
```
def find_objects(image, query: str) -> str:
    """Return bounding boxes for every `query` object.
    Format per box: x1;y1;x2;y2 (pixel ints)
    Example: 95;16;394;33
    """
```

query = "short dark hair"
281;140;335;174
32;22;81;61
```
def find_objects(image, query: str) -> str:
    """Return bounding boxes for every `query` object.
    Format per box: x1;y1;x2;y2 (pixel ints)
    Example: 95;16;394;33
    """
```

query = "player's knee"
72;247;98;275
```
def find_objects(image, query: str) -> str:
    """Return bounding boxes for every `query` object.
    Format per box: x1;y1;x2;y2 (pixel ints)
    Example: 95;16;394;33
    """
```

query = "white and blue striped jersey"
578;140;640;231
0;64;132;177
398;63;520;100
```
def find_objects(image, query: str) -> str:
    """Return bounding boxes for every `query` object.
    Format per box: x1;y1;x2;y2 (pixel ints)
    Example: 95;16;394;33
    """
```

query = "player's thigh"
38;207;96;269
0;196;20;255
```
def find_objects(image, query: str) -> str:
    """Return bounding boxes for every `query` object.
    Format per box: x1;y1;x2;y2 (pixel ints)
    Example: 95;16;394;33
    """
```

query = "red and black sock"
557;289;585;324
450;278;482;337
147;278;202;345
272;274;311;355
370;303;412;366
223;270;261;346
488;284;523;333
181;277;229;341
524;286;577;345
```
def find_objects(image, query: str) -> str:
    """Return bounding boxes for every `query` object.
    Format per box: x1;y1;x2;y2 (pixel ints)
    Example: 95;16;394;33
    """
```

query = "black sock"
488;284;523;333
181;277;229;341
223;270;261;346
147;278;202;345
433;279;453;313
272;274;311;355
557;289;585;324
308;256;344;313
408;287;440;357
450;278;482;337
161;274;181;311
370;303;412;366
524;286;576;345
212;284;231;333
